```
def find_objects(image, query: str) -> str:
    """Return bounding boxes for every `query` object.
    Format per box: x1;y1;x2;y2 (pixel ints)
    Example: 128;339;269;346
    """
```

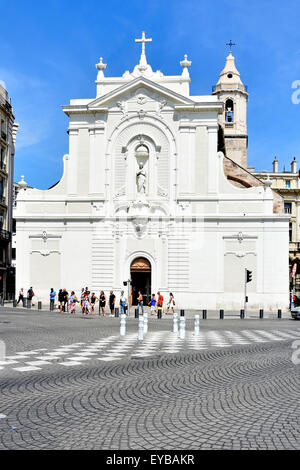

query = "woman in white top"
120;291;127;315
166;293;175;314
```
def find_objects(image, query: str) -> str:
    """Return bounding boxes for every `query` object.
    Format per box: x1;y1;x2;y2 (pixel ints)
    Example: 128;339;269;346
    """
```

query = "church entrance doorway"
130;257;151;306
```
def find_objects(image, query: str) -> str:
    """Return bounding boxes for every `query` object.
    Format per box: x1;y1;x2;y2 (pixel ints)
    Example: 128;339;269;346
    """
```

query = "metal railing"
212;83;248;93
0;94;12;113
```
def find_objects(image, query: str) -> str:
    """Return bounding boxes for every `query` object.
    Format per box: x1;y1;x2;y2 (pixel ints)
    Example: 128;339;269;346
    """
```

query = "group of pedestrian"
16;287;35;306
148;292;175;315
16;286;176;316
48;287;117;316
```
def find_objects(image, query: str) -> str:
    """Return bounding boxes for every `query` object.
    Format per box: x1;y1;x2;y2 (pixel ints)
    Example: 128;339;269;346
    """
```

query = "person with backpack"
27;287;35;306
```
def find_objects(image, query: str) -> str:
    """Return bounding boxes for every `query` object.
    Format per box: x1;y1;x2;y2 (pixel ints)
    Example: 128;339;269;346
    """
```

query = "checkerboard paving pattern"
1;328;300;372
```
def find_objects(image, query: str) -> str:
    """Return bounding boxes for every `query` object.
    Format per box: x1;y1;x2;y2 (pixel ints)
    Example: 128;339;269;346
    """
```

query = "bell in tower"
212;42;249;168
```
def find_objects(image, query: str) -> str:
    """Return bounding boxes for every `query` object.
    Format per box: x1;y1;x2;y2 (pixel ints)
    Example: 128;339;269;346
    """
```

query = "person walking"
83;293;91;315
166;293;175;314
90;292;98;314
109;290;116;317
80;288;85;308
99;291;106;316
58;289;64;312
157;291;164;317
17;288;24;305
68;291;78;314
27;287;35;306
120;290;127;315
149;293;157;315
49;288;56;310
62;288;69;312
137;291;144;315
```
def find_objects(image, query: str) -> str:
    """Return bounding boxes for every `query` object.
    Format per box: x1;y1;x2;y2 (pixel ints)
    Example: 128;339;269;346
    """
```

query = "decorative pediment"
87;77;194;110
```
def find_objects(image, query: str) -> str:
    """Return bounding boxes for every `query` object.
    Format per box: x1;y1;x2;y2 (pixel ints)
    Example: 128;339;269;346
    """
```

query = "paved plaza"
0;307;299;450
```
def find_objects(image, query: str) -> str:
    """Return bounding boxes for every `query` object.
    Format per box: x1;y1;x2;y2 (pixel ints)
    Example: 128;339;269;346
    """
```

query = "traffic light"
246;269;252;283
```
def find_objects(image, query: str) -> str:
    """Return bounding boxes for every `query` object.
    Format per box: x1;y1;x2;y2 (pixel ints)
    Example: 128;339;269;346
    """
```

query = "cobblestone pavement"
0;308;300;450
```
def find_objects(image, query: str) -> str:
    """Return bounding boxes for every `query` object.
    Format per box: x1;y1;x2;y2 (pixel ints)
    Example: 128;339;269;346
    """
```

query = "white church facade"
15;33;289;310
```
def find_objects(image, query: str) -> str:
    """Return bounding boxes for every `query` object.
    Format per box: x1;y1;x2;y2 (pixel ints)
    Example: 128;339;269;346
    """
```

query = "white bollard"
120;314;126;336
194;315;200;336
143;312;148;334
138;316;144;341
179;316;185;340
173;313;178;333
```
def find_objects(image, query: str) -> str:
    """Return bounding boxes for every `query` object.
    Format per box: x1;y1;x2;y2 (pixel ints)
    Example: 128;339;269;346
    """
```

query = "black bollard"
22;299;26;308
38;301;42;310
180;309;185;317
50;302;54;311
278;309;282;319
259;309;264;319
220;309;224;320
157;309;162;319
135;308;139;319
13;300;17;307
240;309;245;319
0;297;4;306
115;307;119;318
202;309;207;320
27;299;31;309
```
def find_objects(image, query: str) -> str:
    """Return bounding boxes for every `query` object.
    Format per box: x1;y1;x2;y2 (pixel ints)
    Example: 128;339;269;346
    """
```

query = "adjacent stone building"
251;157;300;294
0;83;18;298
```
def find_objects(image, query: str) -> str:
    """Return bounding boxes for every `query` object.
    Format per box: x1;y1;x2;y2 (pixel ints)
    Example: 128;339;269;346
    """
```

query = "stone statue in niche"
137;162;147;195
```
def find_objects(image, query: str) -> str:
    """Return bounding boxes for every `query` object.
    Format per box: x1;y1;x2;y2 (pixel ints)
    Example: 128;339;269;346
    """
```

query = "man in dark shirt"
109;290;116;317
27;287;35;306
62;288;69;312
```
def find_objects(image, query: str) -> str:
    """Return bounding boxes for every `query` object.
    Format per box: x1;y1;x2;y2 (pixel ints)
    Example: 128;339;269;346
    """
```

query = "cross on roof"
226;40;236;51
135;31;152;56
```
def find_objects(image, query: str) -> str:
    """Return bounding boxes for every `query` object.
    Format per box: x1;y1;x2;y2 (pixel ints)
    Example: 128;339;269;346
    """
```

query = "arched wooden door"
130;257;151;306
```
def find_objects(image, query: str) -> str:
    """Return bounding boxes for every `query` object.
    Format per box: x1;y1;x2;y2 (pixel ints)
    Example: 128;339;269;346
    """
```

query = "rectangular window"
0;147;4;166
12;248;16;260
0;180;4;200
286;180;291;188
284;202;292;214
0;120;6;141
289;222;293;242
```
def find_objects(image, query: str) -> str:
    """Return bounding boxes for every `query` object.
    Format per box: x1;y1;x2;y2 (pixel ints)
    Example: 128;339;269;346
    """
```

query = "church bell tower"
212;43;248;167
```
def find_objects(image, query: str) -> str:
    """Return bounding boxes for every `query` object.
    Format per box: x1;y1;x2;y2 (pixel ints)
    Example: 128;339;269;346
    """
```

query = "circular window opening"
227;73;233;79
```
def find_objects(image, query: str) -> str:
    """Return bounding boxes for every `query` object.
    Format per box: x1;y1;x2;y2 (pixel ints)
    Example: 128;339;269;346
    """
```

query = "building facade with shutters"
14;35;289;310
251;157;300;296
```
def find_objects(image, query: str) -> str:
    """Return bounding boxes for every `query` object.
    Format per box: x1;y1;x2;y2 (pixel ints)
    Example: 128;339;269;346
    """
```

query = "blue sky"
1;0;300;189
